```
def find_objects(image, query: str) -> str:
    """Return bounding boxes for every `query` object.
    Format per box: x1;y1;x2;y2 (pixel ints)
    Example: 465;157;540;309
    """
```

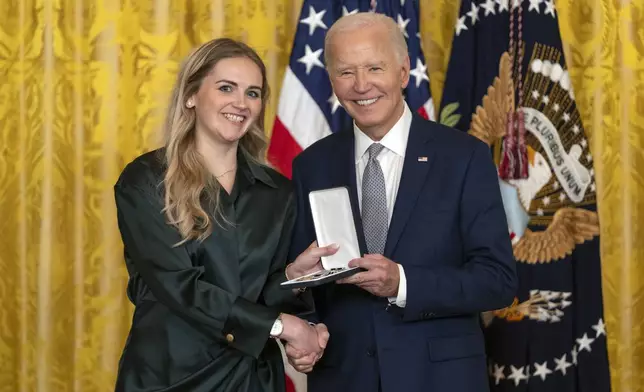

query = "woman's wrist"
285;263;299;280
278;313;307;342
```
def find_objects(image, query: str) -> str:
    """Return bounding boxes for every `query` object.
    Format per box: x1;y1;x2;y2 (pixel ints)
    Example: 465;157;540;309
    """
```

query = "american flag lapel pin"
418;156;428;162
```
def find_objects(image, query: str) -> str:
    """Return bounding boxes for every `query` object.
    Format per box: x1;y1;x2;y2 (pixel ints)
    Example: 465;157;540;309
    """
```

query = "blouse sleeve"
259;191;313;315
114;182;279;358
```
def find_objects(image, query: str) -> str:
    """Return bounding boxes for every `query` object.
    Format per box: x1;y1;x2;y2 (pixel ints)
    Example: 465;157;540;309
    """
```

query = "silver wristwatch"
270;316;284;338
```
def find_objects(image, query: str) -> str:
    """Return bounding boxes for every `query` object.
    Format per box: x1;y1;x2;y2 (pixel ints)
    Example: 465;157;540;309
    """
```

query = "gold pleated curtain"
0;1;641;391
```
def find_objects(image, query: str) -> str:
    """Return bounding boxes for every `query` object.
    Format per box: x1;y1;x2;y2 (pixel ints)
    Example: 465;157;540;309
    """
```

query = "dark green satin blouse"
113;148;308;392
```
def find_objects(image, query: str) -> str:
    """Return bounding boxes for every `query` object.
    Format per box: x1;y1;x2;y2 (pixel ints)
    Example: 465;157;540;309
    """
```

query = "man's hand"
285;323;329;373
286;241;339;279
337;254;400;297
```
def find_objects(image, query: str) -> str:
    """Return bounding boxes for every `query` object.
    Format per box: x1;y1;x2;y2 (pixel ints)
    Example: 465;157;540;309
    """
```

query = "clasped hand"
283;322;329;373
278;312;329;372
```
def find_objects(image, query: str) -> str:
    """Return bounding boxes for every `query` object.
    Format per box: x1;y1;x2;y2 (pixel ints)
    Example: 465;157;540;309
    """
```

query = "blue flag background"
440;1;610;390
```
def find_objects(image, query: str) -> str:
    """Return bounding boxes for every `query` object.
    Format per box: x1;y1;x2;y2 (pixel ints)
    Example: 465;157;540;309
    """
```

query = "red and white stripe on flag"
279;341;307;392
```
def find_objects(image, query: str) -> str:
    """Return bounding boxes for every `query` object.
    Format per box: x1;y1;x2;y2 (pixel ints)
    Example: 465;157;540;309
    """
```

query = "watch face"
271;319;283;337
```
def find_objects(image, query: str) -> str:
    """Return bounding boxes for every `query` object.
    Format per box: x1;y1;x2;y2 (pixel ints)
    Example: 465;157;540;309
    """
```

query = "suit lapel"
334;131;368;255
384;115;437;258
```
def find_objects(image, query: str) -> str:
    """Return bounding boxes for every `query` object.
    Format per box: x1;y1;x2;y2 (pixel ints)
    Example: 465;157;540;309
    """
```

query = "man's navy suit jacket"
288;113;518;392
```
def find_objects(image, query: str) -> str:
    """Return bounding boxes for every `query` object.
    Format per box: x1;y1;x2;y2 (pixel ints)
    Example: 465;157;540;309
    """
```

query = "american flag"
268;0;434;180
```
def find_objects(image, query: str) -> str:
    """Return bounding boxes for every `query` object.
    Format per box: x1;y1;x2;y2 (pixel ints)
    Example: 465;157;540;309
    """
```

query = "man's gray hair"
324;12;408;67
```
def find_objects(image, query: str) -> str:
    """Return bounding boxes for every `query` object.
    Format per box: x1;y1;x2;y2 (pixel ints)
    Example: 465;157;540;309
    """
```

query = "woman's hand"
278;314;329;373
286;241;339;279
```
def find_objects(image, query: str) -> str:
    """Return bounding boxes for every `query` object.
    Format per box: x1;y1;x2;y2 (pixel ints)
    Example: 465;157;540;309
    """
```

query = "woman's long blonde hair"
162;38;270;244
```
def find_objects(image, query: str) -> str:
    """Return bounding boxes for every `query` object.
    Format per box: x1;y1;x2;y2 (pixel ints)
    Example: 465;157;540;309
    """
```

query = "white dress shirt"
353;103;412;307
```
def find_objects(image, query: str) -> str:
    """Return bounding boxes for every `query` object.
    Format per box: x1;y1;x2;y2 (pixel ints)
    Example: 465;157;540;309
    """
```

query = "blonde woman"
113;38;335;392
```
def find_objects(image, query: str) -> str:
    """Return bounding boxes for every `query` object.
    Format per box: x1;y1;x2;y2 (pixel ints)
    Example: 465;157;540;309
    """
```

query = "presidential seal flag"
440;1;610;391
268;0;434;179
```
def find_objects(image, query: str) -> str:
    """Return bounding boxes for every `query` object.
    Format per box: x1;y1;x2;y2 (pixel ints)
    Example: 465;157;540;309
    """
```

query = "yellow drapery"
0;1;641;391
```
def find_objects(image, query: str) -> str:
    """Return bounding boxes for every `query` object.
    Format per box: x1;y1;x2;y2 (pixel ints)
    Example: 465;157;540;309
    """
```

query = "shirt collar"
238;147;277;188
354;102;412;163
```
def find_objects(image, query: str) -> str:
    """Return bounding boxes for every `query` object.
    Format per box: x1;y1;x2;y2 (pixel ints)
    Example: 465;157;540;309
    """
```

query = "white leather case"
309;187;361;270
